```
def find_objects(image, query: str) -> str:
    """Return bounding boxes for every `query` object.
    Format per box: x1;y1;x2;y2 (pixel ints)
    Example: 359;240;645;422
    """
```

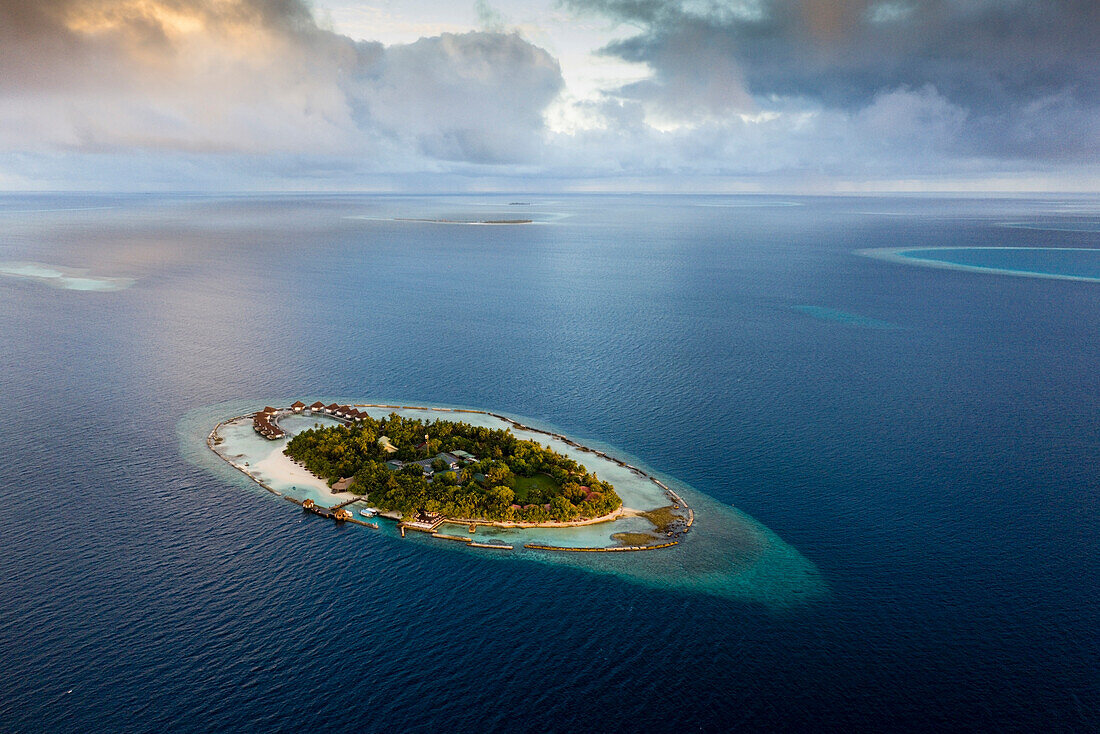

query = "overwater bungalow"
325;403;340;415
252;410;286;440
291;400;305;412
309;401;325;413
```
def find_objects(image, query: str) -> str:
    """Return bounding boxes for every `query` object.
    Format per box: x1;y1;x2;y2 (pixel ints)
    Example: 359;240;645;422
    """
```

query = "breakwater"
524;541;680;552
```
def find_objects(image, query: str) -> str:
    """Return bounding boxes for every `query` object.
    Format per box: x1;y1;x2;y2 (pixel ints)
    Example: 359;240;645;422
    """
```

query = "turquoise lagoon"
0;261;134;291
793;305;899;330
859;247;1100;282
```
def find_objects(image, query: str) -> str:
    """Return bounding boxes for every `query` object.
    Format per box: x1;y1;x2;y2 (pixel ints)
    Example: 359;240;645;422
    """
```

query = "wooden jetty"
431;533;473;543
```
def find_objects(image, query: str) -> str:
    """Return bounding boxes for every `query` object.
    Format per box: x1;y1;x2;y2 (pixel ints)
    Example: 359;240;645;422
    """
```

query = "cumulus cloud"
0;0;1096;189
0;0;563;164
567;0;1100;161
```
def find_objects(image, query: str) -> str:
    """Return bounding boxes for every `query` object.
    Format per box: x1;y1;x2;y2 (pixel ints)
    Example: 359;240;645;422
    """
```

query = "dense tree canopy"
284;413;621;522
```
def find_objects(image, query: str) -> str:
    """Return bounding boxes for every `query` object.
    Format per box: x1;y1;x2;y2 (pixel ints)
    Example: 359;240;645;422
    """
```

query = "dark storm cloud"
568;0;1100;159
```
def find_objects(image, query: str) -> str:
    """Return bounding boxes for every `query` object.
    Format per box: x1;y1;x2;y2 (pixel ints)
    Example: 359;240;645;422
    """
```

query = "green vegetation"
639;505;681;534
284;412;621;523
512;473;560;502
611;532;659;547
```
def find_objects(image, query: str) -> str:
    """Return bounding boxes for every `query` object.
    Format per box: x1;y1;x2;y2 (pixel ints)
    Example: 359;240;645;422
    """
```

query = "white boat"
360;508;378;518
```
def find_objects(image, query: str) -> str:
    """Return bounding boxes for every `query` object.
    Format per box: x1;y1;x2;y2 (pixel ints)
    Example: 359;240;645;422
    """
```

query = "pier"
431;532;473;543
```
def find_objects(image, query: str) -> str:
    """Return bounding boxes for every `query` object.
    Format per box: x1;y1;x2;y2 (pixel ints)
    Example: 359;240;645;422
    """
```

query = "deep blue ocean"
1;194;1098;732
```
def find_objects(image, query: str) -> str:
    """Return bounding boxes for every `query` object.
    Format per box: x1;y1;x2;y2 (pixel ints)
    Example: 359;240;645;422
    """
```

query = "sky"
0;0;1097;192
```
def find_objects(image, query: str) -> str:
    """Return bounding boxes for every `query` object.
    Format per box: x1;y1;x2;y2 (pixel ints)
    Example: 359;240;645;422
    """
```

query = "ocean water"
2;193;1099;731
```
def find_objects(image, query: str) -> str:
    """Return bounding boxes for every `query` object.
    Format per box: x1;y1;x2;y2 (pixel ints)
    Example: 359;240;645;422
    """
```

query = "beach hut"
332;477;354;492
303;499;315;509
334;508;351;521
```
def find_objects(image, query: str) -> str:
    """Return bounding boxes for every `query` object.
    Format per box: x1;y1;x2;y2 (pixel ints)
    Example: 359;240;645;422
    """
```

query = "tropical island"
207;402;694;552
284;411;622;524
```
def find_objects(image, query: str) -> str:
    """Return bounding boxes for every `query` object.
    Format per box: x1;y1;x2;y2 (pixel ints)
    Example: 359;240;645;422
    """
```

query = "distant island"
284;410;622;524
393;217;533;225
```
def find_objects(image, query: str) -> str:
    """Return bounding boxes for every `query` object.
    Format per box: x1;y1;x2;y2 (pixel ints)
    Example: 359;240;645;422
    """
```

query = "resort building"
248;400;375;442
252;408;286;440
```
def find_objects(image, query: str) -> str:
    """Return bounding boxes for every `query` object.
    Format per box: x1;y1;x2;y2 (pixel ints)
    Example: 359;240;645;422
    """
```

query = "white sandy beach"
248;446;341;497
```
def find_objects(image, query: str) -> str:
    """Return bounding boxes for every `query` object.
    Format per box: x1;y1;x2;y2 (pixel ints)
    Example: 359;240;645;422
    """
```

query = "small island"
392;217;533;225
209;402;693;552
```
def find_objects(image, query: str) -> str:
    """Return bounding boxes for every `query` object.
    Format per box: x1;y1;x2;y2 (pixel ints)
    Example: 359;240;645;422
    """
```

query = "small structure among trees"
285;412;621;523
